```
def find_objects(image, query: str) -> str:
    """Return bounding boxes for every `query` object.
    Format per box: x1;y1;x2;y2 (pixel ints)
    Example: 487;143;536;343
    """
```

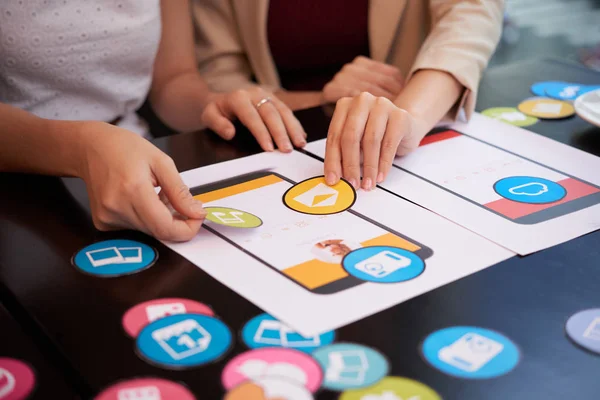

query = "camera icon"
354;250;412;278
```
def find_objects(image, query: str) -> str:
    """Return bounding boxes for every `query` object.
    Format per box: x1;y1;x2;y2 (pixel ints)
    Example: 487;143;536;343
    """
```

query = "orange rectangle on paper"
284;260;349;290
485;178;600;219
194;174;282;203
361;232;420;251
419;130;461;147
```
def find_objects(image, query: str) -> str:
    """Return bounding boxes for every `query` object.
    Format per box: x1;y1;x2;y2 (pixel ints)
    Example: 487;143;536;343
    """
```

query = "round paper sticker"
518;98;575;119
283;176;356;215
494;176;566;204
136;313;232;369
205;207;263;228
241;313;335;354
421;326;520;379
481;107;538;127
122;298;214;338
222;348;322;393
312;343;389;391
0;358;36;400
342;246;425;283
565;308;600;354
94;377;195;400
72;239;157;277
530;81;569;97
224;378;313;400
574;88;600;127
339;376;441;400
545;82;583;101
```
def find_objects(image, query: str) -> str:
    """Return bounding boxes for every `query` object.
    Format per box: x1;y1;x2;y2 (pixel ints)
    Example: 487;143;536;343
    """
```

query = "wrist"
45;119;100;178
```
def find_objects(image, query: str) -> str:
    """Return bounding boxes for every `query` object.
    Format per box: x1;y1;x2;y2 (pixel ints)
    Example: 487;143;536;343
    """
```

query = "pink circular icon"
122;298;213;337
222;348;323;393
94;378;195;400
0;358;35;400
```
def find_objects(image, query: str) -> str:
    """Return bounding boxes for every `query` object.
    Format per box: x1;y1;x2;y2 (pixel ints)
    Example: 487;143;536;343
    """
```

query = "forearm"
149;72;214;133
275;90;324;111
394;69;463;134
0;103;86;176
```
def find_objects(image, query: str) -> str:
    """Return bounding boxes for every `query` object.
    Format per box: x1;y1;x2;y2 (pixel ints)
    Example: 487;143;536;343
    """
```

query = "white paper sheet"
164;151;513;336
305;113;600;255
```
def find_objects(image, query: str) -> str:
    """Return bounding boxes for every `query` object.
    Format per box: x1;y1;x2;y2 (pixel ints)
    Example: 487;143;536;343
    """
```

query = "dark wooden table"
0;302;80;398
1;59;599;399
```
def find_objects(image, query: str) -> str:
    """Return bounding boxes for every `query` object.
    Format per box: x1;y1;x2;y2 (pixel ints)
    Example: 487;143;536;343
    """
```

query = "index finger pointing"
324;97;351;185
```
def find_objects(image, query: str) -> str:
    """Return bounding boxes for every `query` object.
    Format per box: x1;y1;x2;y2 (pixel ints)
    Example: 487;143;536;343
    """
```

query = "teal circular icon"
136;313;232;369
421;326;520;379
494;176;566;204
241;313;335;353
73;239;157;277
565;308;600;355
312;343;389;390
342;246;424;283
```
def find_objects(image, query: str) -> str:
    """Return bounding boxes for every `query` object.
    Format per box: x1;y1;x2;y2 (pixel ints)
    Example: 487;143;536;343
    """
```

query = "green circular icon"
339;376;441;400
205;207;262;228
482;107;538;127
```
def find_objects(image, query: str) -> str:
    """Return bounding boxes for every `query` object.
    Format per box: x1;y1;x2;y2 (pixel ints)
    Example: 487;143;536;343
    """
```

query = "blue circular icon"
566;308;600;355
545;83;583;101
530;81;568;97
312;343;389;390
421;326;520;379
342;246;424;283
137;313;232;369
494;176;566;204
241;313;335;353
73;239;157;277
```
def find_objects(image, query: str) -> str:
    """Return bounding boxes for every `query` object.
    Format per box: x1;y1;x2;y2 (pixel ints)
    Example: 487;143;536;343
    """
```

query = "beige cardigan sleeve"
192;0;259;92
407;0;504;120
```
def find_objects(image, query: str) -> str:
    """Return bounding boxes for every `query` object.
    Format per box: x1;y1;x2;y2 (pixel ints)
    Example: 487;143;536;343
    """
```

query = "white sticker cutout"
437;333;504;372
293;183;339;208
151;319;212;360
326;350;369;385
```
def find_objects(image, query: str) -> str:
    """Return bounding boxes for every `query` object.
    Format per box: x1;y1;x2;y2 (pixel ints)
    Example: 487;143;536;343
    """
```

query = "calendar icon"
151;319;212;360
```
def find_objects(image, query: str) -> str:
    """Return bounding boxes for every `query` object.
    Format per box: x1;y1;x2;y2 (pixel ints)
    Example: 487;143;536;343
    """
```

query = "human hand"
200;88;307;152
322;56;404;104
77;122;206;242
324;92;424;191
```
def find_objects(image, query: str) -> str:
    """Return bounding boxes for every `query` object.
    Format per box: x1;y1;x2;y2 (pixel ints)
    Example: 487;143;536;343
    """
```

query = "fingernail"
266;143;274;152
325;172;337;186
363;178;372;191
377;172;384;183
283;143;293;152
298;139;307;147
191;200;205;215
349;178;358;189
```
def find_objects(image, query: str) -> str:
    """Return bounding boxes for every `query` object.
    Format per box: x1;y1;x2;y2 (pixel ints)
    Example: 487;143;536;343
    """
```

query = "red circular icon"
95;378;195;400
122;298;213;337
0;358;35;400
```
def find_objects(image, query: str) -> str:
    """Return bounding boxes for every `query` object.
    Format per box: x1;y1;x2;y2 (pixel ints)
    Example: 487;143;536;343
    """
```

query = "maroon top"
267;0;370;91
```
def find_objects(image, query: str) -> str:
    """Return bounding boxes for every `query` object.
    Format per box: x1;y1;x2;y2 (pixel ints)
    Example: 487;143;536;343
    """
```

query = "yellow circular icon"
340;376;441;400
283;176;356;215
517;98;575;119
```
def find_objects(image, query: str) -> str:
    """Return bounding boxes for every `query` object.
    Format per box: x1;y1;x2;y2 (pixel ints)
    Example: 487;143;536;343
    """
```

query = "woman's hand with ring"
201;87;307;152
